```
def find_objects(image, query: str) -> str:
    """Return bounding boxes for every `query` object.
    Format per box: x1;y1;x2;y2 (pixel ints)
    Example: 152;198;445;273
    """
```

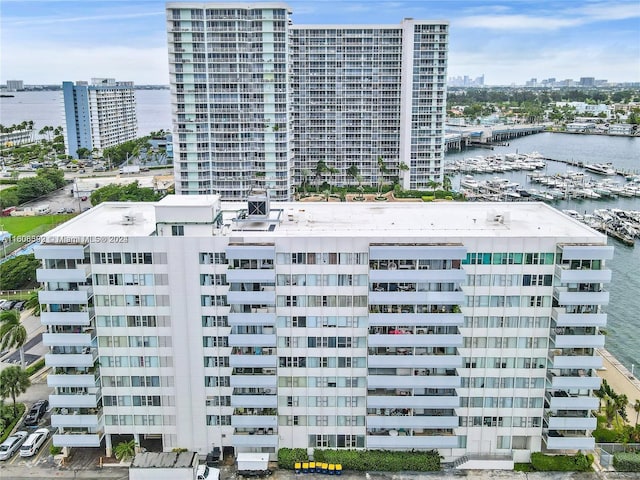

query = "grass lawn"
0;214;74;236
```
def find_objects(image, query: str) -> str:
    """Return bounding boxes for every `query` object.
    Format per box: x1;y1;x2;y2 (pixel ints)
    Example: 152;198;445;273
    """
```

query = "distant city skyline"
1;0;639;86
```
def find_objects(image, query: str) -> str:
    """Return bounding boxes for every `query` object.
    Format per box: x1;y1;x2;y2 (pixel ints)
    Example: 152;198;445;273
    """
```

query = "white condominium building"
166;3;448;200
63;78;137;158
36;197;610;466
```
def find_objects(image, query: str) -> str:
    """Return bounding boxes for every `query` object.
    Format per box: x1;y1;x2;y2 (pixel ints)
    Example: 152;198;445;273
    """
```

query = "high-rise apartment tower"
167;3;448;199
63;78;137;158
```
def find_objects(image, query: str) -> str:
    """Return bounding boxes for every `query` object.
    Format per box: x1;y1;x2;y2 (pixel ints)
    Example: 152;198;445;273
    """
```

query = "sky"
1;0;639;86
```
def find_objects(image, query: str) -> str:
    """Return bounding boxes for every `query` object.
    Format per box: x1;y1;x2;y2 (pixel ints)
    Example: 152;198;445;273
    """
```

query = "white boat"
460;175;479;189
584;163;616;176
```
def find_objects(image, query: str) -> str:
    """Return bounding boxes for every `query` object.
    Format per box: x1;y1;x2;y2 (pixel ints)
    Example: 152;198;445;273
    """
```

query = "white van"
19;428;49;457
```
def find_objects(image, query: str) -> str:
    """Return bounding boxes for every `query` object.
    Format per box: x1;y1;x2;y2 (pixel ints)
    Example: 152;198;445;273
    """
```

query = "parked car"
12;301;26;311
19;428;49;457
0;431;28;461
1;300;16;310
24;400;49;426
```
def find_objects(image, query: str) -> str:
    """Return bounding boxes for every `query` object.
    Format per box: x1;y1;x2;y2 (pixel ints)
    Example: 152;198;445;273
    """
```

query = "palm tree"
634;399;640;427
315;160;328;192
376;156;389;196
0;366;31;416
0;310;27;368
604;396;617;428
114;439;137;461
300;169;311;196
24;291;41;316
397;161;409;187
346;165;360;189
615;394;629;425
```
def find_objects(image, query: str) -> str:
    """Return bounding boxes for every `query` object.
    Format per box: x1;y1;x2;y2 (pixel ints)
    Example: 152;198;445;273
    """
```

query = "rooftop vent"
247;189;270;220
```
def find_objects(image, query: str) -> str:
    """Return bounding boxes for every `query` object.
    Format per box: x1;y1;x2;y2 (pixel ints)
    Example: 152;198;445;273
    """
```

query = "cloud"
5;10;164;27
455;14;580;31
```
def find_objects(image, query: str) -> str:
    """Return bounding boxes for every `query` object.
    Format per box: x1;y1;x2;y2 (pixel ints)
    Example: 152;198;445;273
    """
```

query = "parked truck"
236;452;271;477
119;165;140;175
129;451;218;480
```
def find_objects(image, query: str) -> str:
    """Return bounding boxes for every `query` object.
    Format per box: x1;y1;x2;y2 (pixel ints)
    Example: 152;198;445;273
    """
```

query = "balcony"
369;269;466;283
50;393;99;408
232;433;278;447
231;394;277;408
42;332;93;347
555;265;611;284
551;353;602;370
367;395;459;409
231;415;277;428
53;432;103;447
367;355;461;369
549;374;601;390
40;289;90;305
228;312;276;326
546;416;597;430
553;334;605;349
559;245;613;260
543;435;595;450
228;334;276;347
46;352;95;368
35;245;85;259
227;290;275;305
368;375;460;389
37;267;89;283
546;393;599;410
51;413;100;428
230;375;277;388
366;434;457;449
369;291;464;305
553;287;609;306
367;415;458;429
47;374;96;388
229;355;277;368
41;311;91;326
368;333;462;348
226;269;275;283
368;312;463;326
552;309;607;327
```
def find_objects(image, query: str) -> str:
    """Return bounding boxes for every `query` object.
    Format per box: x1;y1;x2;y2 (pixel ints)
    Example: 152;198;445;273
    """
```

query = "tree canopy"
0;366;31;416
0;254;40;290
90;181;164;205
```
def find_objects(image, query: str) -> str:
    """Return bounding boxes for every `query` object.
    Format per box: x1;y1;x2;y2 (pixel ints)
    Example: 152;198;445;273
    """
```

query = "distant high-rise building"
166;3;448;199
6;80;24;91
63;78;137;158
579;77;596;87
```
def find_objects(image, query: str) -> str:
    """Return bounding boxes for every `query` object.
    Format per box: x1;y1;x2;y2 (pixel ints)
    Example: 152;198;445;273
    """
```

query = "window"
171;225;184;236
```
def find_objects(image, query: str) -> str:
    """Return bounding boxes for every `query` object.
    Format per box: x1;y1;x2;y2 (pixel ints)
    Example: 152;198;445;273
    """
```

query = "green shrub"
50;445;63;455
277;448;308;469
312;449;440;472
25;358;46;377
613;452;640;472
530;452;593;472
594;426;625;442
422;196;434;202
514;463;534;472
0;403;26;444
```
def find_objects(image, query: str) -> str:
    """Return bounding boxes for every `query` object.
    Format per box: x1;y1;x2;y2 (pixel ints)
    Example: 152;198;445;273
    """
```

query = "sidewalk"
597;348;640;422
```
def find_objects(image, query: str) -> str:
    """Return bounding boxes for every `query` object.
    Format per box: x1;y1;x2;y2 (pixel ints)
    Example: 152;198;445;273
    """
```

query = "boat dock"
563;209;639;246
541;156;639;179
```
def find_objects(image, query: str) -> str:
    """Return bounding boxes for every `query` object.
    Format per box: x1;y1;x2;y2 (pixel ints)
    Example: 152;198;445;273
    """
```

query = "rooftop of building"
41;196;604;242
130;451;197;469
